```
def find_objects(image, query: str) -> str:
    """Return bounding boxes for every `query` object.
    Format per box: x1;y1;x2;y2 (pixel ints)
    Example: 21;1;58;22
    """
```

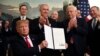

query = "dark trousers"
64;44;84;56
41;48;62;56
0;42;7;56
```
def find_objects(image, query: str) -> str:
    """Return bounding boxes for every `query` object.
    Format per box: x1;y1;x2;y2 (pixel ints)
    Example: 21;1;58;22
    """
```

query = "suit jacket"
11;17;32;35
31;17;57;38
0;28;13;56
87;19;100;45
2;28;12;37
10;34;41;56
87;19;100;56
62;18;88;56
31;17;61;56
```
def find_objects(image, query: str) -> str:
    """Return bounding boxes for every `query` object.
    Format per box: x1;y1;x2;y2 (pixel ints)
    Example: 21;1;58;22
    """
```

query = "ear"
75;10;78;15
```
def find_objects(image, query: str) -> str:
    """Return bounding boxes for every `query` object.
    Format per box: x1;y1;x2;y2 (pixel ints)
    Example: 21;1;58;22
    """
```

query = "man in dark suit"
10;20;48;56
32;4;57;35
2;20;12;37
62;5;87;56
0;9;5;56
87;6;100;56
12;4;32;35
31;4;62;56
1;20;12;56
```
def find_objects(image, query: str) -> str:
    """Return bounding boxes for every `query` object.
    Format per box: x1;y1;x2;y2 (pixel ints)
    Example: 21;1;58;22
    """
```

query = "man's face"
16;23;29;36
77;10;81;17
5;21;10;28
19;6;27;16
90;7;99;18
51;11;58;20
67;7;77;19
40;5;49;18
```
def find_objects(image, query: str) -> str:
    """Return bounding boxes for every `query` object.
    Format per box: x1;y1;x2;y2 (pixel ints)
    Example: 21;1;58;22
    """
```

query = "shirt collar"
20;16;26;20
23;35;29;39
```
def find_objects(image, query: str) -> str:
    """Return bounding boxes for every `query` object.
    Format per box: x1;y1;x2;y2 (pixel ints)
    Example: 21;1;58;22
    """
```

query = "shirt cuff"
39;23;43;29
67;28;70;32
38;45;41;52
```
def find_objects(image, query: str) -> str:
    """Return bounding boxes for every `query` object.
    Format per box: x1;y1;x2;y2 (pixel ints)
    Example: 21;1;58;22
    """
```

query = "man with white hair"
50;10;59;22
32;4;57;34
61;5;87;56
32;4;63;56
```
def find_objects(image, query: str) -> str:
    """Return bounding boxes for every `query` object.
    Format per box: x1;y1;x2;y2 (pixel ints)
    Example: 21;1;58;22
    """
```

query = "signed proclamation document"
44;25;66;49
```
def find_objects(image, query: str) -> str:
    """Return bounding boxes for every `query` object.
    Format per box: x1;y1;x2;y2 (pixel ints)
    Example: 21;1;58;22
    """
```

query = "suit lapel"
95;21;100;29
18;35;28;48
29;35;35;45
88;19;94;31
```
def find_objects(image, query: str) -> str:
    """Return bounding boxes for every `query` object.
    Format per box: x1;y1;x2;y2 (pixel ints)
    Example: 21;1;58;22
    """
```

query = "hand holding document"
44;25;66;49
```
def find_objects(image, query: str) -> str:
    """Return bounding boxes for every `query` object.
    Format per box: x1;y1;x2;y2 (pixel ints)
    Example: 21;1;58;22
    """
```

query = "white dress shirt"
23;35;33;47
92;18;98;29
20;16;26;20
23;35;41;52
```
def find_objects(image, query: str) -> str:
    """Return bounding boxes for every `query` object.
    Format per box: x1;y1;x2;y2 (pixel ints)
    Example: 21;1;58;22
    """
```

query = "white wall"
89;0;100;8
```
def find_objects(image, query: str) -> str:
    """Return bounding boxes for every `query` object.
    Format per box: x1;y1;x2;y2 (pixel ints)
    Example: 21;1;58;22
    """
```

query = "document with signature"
44;25;66;49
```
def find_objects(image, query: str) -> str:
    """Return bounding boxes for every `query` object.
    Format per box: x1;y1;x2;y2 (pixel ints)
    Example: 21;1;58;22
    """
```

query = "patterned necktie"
25;36;31;48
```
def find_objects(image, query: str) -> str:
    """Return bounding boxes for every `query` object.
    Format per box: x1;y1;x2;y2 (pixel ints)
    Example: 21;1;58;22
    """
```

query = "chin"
23;33;28;36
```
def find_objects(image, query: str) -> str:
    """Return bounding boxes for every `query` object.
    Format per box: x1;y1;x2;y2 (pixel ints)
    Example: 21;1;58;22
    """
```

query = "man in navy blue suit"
10;20;48;56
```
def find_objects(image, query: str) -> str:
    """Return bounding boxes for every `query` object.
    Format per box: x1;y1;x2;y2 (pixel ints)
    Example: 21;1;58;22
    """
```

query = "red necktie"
25;36;31;48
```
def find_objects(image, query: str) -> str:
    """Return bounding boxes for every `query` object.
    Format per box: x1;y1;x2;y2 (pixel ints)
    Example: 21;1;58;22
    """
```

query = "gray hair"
66;4;77;11
38;4;49;10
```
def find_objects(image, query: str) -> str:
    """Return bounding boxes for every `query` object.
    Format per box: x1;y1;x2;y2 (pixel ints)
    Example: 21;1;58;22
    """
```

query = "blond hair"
16;20;29;28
